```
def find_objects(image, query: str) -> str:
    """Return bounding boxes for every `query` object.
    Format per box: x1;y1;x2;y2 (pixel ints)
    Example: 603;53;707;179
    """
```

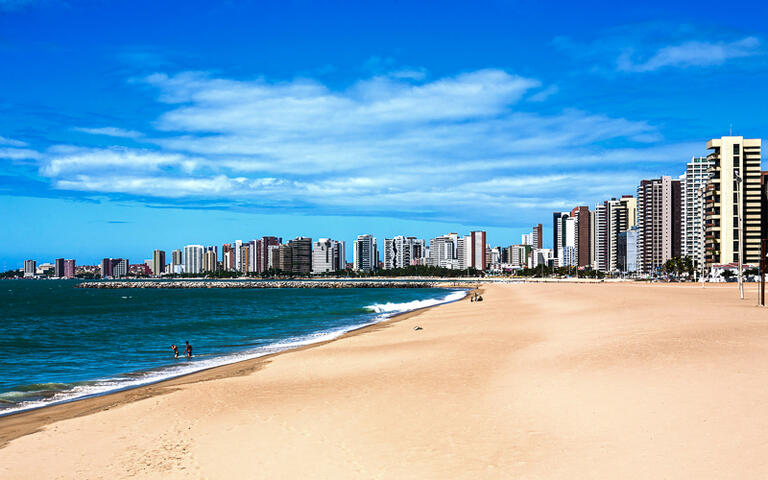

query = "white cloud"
0;136;28;147
618;37;762;72
41;147;200;177
21;68;695;226
0;147;42;160
74;127;144;139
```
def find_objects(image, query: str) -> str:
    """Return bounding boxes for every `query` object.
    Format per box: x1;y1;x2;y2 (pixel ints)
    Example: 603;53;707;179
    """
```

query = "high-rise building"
255;236;281;273
101;258;112;278
592;202;608;271
289;237;312;275
278;244;293;272
63;259;75;279
606;196;635;272
532;224;543;249
152;250;166;276
203;249;218;272
54;258;65;278
267;245;281;271
470;231;487;270
521;233;533;246
552;213;576;267
428;233;458;269
570;206;591;267
238;243;250;273
221;244;233;271
682;156;715;268
234;240;243;271
184;245;204;274
508;244;532;268
637;176;682;273
456;235;471;270
353;234;378;272
24;260;36;277
703;136;762;267
617;227;639;273
384;236;414;269
312;238;345;274
103;258;128;278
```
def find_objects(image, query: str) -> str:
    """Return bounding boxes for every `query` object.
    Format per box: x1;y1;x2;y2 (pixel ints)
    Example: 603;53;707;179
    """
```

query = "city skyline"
1;0;767;266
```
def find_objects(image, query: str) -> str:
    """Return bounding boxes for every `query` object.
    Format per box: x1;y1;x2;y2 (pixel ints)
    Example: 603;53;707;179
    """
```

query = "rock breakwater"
75;280;452;289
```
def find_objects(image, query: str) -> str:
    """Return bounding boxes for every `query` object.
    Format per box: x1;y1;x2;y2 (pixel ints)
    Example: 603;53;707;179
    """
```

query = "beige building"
703;136;762;266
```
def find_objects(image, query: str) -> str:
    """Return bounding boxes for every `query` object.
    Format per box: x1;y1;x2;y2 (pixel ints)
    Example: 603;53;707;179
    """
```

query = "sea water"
0;280;465;415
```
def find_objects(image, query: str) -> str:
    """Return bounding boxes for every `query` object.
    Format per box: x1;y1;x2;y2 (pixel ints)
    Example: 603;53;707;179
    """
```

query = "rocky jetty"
75;280;451;289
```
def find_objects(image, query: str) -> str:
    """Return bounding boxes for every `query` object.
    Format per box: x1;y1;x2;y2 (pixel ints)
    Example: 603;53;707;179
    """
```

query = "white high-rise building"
521;233;533;246
384;236;424;269
312;238;345;274
593;202;608;271
428;233;459;269
184;245;204;274
681;156;715;268
233;240;243;271
353;234;377;272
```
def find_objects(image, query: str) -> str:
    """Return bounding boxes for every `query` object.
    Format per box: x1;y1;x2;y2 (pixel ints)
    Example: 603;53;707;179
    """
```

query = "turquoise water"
0;280;464;414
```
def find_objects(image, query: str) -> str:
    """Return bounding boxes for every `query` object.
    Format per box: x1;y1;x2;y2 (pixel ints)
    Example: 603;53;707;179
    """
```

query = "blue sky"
1;0;766;267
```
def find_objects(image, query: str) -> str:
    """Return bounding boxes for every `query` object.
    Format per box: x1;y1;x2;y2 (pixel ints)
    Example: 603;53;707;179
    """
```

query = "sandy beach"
3;282;768;479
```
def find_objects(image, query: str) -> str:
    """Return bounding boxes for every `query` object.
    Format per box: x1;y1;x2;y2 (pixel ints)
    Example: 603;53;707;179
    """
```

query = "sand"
3;282;768;479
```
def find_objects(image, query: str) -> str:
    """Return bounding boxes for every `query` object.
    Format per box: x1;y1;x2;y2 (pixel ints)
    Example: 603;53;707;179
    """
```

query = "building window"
734;144;740;155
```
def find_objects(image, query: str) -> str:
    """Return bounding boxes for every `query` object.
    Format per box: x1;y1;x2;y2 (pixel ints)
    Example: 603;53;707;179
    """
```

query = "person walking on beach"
171;344;179;359
185;341;193;358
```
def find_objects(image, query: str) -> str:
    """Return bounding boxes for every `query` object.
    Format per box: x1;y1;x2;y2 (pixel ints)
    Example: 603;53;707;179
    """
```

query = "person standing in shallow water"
171;344;179;359
185;341;193;358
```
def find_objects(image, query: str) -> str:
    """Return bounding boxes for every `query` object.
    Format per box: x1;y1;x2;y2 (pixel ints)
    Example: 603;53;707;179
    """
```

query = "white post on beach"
735;171;744;300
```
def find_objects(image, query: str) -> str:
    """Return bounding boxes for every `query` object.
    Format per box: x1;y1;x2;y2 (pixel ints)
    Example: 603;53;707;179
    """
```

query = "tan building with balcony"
703;136;762;267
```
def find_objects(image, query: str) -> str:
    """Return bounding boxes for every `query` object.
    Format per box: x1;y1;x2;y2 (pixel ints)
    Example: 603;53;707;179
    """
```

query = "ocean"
0;280;465;415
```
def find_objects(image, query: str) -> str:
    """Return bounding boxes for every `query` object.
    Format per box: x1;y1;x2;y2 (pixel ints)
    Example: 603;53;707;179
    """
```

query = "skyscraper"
532;224;543;249
256;236;281;273
607;196;635;272
184;245;204;274
681;156;715;267
221;244;233;271
234;240;243;271
24;260;36;277
289;237;312;275
202;248;218;272
570;206;591;267
552;213;576;267
703;136;762;267
470;231;487;270
152;250;166;276
278;244;293;272
637;176;682;273
63;259;75;279
239;243;250;273
592;202;608;271
428;233;458;269
171;249;183;272
353;234;378;272
312;238;345;274
54;258;65;278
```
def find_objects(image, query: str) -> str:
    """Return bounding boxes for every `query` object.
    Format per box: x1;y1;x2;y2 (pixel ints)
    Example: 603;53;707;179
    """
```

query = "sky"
1;0;767;267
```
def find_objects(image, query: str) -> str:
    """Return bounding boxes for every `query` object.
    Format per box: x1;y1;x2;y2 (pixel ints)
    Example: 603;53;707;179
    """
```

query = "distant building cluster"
527;136;764;275
12;135;765;280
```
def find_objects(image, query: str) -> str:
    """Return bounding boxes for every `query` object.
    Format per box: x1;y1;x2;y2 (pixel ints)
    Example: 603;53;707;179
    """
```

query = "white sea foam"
0;289;467;416
364;290;466;314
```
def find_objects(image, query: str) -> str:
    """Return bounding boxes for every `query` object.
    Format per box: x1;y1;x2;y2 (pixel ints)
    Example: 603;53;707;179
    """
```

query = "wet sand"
2;282;768;479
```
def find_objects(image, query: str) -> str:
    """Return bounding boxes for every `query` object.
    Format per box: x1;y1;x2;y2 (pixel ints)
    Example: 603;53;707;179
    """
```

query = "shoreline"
0;286;475;447
4;282;768;478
